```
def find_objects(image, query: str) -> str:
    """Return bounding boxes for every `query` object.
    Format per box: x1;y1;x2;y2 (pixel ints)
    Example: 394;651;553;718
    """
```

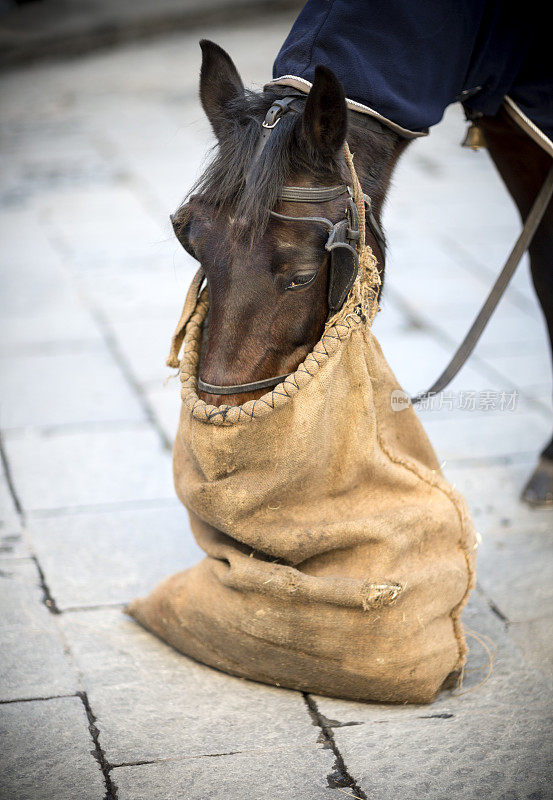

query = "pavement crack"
31;554;61;615
87;305;173;453
27;497;178;519
111;750;244;770
0;432;23;518
111;758;171;769
487;599;510;626
0;693;78;705
475;583;510;627
62;602;125;613
303;694;368;798
318;715;364;729
418;712;454;719
78;691;119;800
2;433;63;617
42;226;172;453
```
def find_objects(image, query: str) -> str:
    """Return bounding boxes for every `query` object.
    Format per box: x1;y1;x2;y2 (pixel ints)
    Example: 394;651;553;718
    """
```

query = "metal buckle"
262;117;282;130
345;197;360;244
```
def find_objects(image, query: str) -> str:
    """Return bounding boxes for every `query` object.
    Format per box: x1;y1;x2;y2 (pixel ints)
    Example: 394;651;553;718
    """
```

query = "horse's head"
172;41;388;406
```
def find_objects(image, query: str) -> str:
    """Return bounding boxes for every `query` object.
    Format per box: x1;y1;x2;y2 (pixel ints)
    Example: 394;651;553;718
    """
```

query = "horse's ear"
302;65;347;155
199;40;245;140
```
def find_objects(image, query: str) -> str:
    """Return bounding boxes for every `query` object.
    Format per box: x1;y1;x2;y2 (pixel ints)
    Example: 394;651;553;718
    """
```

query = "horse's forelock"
179;88;345;250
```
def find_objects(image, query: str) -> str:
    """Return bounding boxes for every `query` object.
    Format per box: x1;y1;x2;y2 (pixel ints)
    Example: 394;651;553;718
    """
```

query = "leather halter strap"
247;95;303;181
279;184;348;202
198;373;292;395
269;210;335;230
272;185;385;260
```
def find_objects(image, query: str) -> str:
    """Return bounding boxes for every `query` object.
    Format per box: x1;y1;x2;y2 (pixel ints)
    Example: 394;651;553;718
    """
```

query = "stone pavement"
0;0;302;68
1;13;552;800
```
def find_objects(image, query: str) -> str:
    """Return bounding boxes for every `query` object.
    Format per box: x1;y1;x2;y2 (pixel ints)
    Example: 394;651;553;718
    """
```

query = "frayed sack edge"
178;288;365;426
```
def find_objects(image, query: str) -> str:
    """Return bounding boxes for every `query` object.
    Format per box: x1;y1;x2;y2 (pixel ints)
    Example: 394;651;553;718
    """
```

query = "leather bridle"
198;95;385;397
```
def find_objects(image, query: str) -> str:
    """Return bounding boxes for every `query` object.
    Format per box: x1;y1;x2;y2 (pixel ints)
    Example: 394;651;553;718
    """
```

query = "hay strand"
452;626;496;696
327;143;381;328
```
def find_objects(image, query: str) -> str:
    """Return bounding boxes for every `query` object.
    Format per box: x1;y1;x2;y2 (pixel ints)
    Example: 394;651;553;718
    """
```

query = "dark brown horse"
171;40;553;508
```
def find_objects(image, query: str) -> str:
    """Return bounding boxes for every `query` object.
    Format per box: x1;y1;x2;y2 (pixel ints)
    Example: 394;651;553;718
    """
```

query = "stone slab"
423;411;549;464
60;608;318;765
451;230;548;308
476;529;553;623
38;184;165;274
0;531;26;562
0;207;72;307
509;616;553;683
0;487;28;558
524;383;553;412
370;298;409;339
381;330;505;401
0;464;18;520
412;393;541;428
110;316;176;386
77;257;196;324
28;503;203;609
1;133;115;213
0;207;101;348
112;745;337;800
388;160;518;234
332;703;553;800
312;596;553;798
2;13;553;799
0;559;76;701
428;301;548;353
384;245;539;344
0;347;145;430
481;349;553;391
444;460;553;538
0;526;28;559
0;286;102;352
145;383;181;446
2;425;173;512
385;238;518;323
0;696;105;800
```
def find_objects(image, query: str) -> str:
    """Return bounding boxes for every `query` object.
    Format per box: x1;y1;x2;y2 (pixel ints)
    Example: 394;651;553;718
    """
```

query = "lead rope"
411;164;553;404
342;142;381;325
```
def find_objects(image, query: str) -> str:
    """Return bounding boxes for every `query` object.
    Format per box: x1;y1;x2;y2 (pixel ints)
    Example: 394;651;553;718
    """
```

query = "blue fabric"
273;0;553;140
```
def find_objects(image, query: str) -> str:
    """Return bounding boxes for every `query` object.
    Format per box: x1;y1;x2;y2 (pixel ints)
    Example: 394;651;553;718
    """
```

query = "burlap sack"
128;259;477;704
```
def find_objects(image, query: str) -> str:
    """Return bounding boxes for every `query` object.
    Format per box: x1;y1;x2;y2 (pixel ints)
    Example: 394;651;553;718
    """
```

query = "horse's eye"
285;271;317;291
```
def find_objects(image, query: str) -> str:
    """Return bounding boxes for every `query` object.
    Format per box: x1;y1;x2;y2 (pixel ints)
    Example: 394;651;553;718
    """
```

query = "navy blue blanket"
273;0;553;140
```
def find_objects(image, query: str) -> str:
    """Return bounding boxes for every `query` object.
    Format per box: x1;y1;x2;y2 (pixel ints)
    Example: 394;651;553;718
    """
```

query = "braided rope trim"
178;290;363;426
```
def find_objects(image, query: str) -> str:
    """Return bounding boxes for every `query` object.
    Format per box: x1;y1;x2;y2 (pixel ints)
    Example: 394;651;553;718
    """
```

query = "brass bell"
462;122;486;150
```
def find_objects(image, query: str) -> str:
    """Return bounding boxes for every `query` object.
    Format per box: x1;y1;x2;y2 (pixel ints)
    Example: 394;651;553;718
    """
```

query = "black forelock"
174;86;401;250
178;87;342;248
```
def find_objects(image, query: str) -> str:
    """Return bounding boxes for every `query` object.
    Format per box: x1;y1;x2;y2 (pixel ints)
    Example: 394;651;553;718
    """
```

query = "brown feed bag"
128;166;477;704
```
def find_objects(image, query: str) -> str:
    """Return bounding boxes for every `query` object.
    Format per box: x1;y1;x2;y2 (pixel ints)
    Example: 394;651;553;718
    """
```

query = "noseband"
198;95;385;397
